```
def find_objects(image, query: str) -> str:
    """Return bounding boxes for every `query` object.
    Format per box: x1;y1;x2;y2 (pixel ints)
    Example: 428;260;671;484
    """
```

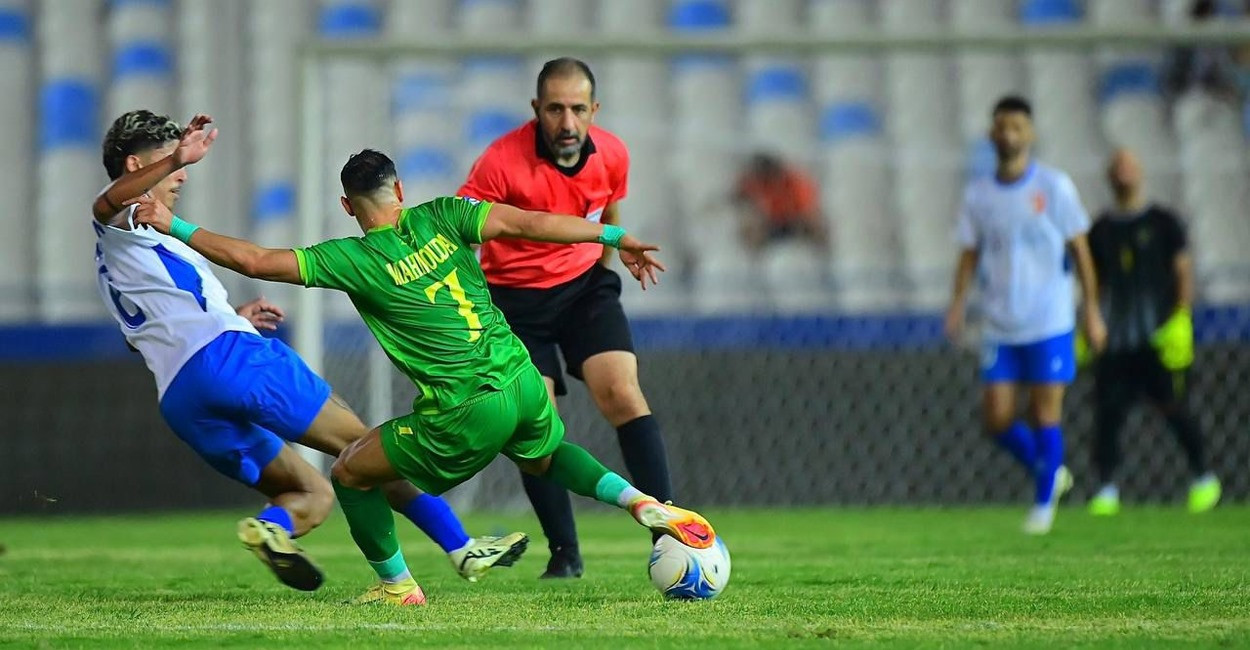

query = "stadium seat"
893;149;962;309
950;0;1015;27
737;0;802;34
248;0;310;271
670;0;738;254
808;0;873;35
39;0;107;320
1019;0;1082;25
819;105;900;310
956;53;1026;141
108;0;173;124
599;0;665;32
458;0;519;34
392;63;458;204
880;0;939;33
886;52;958;148
745;60;813;158
387;0;452;34
1088;0;1157;25
0;0;31;319
530;0;589;34
691;229;766;314
761;240;832;313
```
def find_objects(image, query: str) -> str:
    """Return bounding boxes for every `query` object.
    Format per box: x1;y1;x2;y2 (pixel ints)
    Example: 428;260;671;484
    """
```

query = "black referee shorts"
488;264;635;396
1093;347;1191;411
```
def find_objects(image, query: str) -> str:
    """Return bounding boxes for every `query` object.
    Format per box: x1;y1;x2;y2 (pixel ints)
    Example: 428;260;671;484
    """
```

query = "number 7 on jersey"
424;269;482;342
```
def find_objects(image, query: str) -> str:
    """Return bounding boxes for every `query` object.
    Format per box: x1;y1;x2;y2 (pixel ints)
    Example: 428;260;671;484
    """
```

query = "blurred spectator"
731;153;828;252
1162;0;1245;103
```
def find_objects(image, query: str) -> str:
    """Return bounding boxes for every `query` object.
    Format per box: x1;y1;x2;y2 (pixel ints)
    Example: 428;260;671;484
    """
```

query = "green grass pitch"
2;506;1248;648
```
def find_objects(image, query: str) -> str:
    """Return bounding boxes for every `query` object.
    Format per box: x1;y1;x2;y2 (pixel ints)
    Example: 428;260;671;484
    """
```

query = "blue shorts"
981;330;1076;384
159;331;332;486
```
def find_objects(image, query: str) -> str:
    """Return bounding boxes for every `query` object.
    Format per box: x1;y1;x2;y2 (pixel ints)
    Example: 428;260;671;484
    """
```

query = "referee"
458;58;673;578
1085;149;1220;515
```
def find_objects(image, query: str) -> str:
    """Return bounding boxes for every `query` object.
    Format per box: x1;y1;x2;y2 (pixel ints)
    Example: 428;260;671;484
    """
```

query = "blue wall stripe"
4;306;1250;361
40;79;98;150
253;182;295;223
319;3;381;37
0;8;29;42
398;148;455;180
113;41;173;79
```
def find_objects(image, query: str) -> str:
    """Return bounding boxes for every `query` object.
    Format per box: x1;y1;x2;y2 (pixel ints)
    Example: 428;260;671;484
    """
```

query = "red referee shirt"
458;120;629;289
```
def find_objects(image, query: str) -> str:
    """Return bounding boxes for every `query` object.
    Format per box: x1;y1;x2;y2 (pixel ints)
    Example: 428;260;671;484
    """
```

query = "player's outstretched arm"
481;203;667;289
1069;234;1107;353
944;248;979;343
125;195;302;285
92;114;218;223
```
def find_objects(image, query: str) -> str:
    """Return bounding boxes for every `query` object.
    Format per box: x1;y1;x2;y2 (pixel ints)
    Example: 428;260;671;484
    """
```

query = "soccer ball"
648;535;731;600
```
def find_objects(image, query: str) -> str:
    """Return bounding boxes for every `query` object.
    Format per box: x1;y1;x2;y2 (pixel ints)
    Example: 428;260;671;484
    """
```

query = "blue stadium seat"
1019;0;1082;24
0;6;29;41
318;2;381;38
466;109;523;147
746;66;806;104
819;101;881;143
252;182;295;225
668;0;731;31
398;147;456;181
113;41;172;79
1099;61;1161;102
40;80;97;151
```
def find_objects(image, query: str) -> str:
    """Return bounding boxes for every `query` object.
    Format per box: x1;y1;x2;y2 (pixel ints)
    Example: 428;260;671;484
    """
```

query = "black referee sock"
1164;410;1209;477
616;415;673;503
519;470;580;555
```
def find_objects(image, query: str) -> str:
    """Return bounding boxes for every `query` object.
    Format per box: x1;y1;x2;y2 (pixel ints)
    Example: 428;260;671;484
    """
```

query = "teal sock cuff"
594;472;630;505
169;215;200;243
598;224;626;248
368;549;409;581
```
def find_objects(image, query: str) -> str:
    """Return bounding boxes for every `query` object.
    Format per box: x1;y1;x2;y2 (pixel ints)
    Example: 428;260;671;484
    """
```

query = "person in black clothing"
1084;149;1221;515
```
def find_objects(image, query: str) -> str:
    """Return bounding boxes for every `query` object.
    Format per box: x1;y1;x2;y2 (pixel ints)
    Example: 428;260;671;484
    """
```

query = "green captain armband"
169;216;200;244
598;224;626;248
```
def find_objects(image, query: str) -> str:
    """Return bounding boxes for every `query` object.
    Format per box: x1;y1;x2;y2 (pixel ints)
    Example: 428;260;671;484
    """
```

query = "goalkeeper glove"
1075;330;1092;369
1152;307;1194;371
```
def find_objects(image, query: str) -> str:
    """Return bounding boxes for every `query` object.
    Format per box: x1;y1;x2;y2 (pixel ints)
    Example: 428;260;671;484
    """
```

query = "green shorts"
378;365;564;495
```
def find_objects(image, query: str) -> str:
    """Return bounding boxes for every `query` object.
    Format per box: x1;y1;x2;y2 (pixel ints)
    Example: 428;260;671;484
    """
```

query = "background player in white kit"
91;111;526;593
944;96;1107;535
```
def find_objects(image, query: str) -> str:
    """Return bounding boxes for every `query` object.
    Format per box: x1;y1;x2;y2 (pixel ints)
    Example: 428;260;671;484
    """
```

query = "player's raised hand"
236;297;286;331
124;194;174;234
173;114;218;167
618;236;666;290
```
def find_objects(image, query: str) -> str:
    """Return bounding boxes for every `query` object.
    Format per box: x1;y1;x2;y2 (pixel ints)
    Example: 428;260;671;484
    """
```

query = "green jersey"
294;196;532;413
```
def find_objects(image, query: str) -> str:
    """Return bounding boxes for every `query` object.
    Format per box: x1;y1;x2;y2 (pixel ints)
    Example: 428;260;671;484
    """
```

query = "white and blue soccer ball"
648;535;731;600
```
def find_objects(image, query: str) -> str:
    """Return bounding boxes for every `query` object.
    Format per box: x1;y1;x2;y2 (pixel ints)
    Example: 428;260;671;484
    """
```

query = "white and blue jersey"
93;208;330;485
955;162;1089;383
94;207;257;397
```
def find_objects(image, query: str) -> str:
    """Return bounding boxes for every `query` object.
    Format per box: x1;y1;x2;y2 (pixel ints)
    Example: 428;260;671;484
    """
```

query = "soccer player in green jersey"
127;149;716;606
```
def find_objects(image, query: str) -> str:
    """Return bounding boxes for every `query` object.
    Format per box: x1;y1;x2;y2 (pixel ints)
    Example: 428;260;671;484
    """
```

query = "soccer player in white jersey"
91;110;527;592
944;96;1107;535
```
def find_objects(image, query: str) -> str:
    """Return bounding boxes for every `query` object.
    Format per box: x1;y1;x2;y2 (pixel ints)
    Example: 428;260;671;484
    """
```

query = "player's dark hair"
101;110;182;180
992;95;1033;119
340;149;398;197
536;57;596;101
